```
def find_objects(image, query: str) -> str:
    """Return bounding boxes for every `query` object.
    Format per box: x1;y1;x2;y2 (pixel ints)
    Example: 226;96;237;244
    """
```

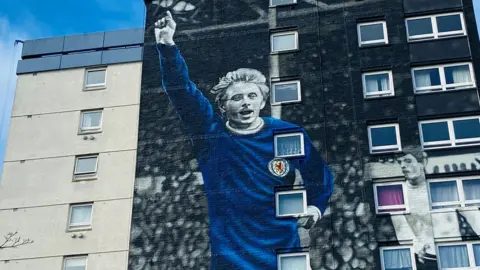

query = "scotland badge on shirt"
268;158;290;177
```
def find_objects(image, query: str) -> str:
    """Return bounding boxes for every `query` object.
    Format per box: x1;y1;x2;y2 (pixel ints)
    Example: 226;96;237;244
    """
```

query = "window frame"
277;252;310;270
411;62;476;94
419;116;480;150
428;176;480;210
270;0;297;7
406;12;466;42
84;67;107;90
362;70;395;98
79;109;103;134
270;31;299;53
73;155;99;180
367;123;402;154
379;246;416;270
63;255;88;270
274;132;305;158
68;203;93;231
436;242;480;269
357;21;389;47
271;80;302;105
275;189;307;218
373;181;409;215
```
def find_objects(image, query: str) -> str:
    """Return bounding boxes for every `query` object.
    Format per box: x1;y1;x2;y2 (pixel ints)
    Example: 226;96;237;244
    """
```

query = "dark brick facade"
129;0;480;269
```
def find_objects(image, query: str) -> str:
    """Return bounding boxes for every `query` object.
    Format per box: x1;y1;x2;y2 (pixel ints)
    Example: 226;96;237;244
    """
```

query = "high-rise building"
2;0;480;269
0;29;143;269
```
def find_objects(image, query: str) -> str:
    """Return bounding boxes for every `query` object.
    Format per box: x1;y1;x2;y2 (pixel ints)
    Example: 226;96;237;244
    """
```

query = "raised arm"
155;11;216;135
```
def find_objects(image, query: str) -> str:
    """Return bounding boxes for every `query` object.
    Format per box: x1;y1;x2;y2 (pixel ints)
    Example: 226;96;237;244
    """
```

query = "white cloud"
0;15;30;176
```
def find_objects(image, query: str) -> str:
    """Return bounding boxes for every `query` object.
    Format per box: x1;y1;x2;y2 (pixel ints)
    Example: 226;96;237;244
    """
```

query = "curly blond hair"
211;68;269;106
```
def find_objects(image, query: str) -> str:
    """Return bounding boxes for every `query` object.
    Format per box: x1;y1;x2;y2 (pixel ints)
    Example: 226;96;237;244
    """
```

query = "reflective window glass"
370;126;398;147
407;18;433;36
360;23;385;42
437;14;463;33
453;119;480;140
421;122;450;143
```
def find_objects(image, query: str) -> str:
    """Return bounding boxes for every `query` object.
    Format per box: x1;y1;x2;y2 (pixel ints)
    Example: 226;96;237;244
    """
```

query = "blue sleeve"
157;44;216;135
296;135;334;214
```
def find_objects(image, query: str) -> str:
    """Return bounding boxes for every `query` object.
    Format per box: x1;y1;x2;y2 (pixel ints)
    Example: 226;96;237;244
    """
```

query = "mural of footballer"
154;11;334;269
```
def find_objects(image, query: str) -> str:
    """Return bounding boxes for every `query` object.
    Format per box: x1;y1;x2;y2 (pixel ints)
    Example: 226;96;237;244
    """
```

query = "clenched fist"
154;11;176;45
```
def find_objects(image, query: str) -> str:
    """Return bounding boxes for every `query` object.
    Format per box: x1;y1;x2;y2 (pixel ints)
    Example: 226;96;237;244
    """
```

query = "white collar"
226;118;265;135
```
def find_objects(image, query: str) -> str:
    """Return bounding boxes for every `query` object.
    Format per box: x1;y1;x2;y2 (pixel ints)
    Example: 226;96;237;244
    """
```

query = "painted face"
221;82;266;129
397;154;423;184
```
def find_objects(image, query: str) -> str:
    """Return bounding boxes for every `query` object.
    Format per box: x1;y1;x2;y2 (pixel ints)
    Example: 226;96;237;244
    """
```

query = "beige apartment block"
0;30;142;270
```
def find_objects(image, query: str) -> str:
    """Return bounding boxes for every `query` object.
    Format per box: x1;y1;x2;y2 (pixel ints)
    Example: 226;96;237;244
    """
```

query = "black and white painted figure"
397;153;426;187
394;151;437;268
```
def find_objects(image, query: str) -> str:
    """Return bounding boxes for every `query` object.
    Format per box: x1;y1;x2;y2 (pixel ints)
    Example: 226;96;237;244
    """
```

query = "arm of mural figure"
155;11;216;135
296;135;334;229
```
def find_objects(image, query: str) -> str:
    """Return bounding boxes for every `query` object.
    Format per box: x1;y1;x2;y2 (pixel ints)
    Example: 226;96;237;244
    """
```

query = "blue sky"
0;1;479;176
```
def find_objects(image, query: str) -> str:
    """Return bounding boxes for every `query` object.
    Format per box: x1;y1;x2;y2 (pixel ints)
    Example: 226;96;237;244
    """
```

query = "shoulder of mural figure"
154;11;217;136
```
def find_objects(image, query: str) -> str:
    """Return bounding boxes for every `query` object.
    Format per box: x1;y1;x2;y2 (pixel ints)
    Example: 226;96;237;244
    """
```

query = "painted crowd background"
129;0;480;269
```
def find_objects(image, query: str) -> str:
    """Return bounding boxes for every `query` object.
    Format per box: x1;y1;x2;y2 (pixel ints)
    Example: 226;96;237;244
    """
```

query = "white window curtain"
366;74;389;92
430;181;459;204
280;255;307;270
447;65;472;85
76;157;97;174
82;112;101;128
439;245;470;268
65;257;86;270
70;205;92;225
277;135;302;156
473;244;480;266
383;249;412;270
414;69;433;88
278;193;304;216
86;70;106;85
82;113;93;128
463;179;480;201
272;34;296;51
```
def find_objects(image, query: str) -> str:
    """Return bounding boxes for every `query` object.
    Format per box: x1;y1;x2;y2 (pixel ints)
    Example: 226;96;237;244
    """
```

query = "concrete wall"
1;252;128;270
1;61;140;269
12;62;141;116
4;105;138;161
0;150;136;209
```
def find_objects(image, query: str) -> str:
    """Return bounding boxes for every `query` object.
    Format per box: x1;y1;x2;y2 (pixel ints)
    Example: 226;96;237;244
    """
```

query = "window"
357;21;388;47
374;182;408;214
419;116;480;149
368;124;402;154
270;0;296;6
79;110;103;133
276;190;307;217
271;80;301;105
380;246;415;270
362;71;394;98
437;242;480;269
68;204;93;230
274;132;305;158
277;252;309;270
412;63;475;93
84;68;106;89
271;31;298;53
406;13;466;42
428;177;480;210
74;155;98;180
64;256;87;270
